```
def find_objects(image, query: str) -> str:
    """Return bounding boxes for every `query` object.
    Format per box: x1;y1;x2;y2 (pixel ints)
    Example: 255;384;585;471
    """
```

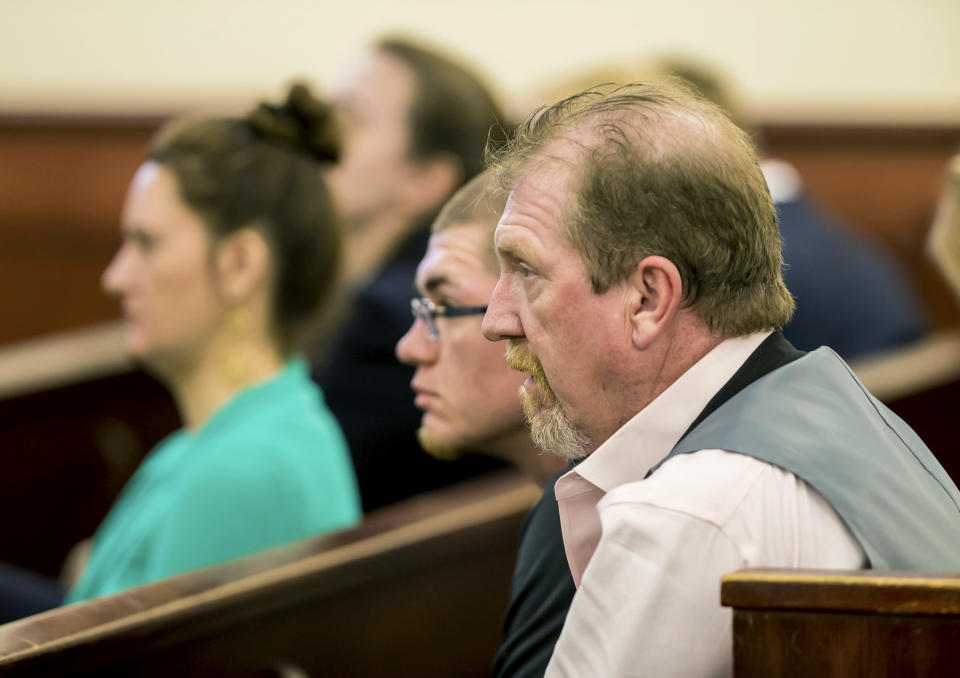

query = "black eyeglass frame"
410;297;488;340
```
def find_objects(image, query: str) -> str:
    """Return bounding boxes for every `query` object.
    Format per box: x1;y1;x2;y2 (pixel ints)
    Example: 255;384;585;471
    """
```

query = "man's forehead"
495;162;573;243
504;145;581;207
417;226;493;289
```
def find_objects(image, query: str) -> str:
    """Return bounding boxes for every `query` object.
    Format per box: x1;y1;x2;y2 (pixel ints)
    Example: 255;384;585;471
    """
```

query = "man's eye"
135;233;155;253
519;265;534;279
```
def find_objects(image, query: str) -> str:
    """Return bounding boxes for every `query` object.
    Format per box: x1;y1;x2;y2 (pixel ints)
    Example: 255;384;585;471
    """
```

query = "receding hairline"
506;109;733;193
488;80;742;191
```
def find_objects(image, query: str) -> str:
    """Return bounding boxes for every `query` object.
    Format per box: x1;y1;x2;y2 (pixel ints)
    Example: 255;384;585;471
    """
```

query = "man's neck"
587;316;726;454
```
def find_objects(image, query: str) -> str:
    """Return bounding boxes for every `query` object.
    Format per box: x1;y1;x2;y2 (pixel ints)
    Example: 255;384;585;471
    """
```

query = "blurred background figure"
68;84;361;602
928;152;960;301
311;37;512;512
519;57;927;361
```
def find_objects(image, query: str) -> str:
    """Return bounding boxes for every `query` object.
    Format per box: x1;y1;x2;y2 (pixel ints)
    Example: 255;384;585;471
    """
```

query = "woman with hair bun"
67;85;361;602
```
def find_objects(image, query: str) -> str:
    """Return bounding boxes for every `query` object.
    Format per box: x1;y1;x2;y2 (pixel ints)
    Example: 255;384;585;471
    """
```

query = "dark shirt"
493;471;576;678
778;196;926;361
311;226;505;513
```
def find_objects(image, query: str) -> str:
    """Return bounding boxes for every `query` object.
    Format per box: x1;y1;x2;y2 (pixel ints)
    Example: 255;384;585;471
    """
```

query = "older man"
481;82;960;676
396;173;574;677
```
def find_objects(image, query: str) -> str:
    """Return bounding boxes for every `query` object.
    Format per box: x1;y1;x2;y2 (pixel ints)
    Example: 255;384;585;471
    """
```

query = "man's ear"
214;227;271;306
398;153;462;218
625;255;684;350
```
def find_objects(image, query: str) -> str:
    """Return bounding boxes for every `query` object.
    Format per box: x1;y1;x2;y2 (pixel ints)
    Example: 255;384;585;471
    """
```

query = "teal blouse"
67;360;360;602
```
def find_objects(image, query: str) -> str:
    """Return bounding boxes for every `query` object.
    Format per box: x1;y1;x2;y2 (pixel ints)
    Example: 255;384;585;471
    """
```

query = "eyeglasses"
410;297;488;340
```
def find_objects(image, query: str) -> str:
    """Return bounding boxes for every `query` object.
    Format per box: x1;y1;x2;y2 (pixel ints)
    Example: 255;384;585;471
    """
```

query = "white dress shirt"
546;332;866;678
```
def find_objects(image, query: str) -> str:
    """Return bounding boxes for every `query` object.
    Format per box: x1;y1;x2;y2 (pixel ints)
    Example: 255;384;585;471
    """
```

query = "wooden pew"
0;471;540;678
722;568;960;677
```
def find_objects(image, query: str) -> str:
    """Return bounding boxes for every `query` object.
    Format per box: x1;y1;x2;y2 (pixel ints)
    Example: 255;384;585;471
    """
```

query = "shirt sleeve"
145;447;318;581
545;503;745;678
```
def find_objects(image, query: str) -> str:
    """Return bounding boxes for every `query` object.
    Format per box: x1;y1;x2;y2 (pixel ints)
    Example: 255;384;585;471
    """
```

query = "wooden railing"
0;471;540;678
722;568;960;677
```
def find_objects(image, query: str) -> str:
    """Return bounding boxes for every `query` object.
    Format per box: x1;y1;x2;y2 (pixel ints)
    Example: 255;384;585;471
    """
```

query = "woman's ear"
214;227;271;306
625;255;684;350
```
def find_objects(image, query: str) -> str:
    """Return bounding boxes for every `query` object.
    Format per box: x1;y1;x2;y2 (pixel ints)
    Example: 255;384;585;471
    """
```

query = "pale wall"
1;0;958;123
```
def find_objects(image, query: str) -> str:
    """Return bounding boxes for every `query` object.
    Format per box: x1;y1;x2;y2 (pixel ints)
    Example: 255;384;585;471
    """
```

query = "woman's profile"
68;84;361;602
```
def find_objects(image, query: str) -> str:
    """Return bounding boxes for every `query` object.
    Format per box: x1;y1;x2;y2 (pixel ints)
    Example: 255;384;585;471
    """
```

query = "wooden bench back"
722;568;960;677
0;472;539;677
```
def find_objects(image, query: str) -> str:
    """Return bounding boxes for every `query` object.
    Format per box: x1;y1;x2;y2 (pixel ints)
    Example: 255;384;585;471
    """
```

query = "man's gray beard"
518;386;591;461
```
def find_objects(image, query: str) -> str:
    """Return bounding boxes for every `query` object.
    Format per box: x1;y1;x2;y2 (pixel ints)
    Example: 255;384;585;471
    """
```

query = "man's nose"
396;319;438;366
481;278;523;342
101;247;129;297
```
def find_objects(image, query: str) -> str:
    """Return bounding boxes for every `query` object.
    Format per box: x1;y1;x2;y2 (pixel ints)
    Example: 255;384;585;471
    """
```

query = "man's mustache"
505;340;556;404
505;340;540;374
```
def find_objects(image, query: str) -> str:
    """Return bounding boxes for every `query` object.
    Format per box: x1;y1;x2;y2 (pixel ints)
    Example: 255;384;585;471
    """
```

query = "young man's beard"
417;427;465;462
506;340;591;461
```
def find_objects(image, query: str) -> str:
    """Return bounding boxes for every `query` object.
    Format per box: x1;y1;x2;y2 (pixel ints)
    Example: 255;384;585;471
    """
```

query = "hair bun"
247;83;340;162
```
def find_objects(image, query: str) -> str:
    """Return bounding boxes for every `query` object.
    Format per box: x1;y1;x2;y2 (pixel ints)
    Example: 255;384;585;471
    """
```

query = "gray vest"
652;348;960;569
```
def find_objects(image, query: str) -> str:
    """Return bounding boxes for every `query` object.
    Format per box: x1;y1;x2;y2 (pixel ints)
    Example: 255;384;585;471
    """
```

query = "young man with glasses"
396;172;565;485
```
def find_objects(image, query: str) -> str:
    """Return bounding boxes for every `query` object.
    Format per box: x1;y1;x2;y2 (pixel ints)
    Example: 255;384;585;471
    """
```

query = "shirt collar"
558;331;771;497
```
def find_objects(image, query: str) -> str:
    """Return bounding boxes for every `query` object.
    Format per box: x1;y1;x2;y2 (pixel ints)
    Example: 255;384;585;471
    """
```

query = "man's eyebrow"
496;241;537;264
120;222;148;236
423;274;453;295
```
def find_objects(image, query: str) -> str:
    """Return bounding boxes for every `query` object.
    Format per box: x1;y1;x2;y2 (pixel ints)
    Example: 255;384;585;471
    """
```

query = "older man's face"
396;224;529;460
481;160;633;459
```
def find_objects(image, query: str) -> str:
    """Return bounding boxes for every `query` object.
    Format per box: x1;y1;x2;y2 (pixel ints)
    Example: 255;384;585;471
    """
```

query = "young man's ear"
399;153;462;218
215;227;271;305
625;255;684;350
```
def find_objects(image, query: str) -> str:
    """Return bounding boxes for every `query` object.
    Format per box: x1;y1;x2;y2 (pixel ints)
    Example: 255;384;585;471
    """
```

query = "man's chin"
518;389;590;462
416;428;465;462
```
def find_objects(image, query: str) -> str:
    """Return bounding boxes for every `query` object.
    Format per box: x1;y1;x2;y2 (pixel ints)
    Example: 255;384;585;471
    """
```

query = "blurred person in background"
928;151;960;300
66;84;361;602
312;37;511;512
518;57;927;361
395;170;573;678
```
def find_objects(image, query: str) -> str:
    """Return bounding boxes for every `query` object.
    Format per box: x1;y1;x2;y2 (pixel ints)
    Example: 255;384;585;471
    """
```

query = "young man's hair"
431;170;507;273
